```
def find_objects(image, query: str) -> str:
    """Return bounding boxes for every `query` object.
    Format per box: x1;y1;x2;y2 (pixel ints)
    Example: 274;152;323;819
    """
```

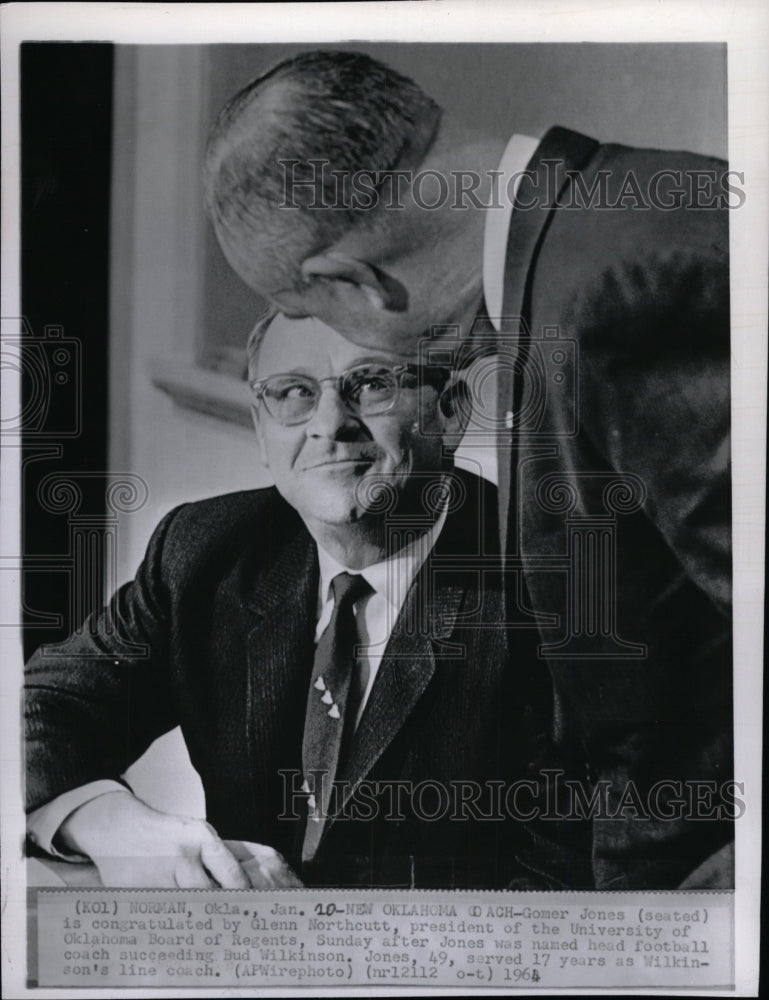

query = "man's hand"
57;790;300;888
225;840;304;888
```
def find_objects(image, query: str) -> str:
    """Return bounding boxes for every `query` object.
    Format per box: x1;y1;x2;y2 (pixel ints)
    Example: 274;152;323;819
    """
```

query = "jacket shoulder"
528;137;729;353
156;487;304;580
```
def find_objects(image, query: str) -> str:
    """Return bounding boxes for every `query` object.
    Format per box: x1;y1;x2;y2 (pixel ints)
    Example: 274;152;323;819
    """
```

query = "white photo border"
1;2;766;997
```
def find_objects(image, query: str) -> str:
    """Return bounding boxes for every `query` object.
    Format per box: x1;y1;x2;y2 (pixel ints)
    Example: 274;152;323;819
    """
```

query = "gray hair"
246;308;279;379
204;50;442;288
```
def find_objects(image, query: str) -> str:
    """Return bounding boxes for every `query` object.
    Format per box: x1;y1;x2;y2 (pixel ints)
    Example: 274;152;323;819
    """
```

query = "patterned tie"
301;571;372;862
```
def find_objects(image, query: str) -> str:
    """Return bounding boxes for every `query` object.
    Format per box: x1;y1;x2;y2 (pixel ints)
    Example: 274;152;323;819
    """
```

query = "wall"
110;48;272;812
109;42;728;815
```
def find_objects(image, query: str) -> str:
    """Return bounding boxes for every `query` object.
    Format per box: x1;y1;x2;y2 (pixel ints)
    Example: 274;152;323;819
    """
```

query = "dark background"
21;43;113;656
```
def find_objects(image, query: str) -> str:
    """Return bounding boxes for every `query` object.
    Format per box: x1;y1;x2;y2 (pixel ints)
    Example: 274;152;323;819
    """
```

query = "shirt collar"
482;133;540;330
316;498;449;611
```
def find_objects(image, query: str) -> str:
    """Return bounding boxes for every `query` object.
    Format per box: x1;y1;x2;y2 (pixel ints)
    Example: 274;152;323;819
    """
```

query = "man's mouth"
302;456;376;471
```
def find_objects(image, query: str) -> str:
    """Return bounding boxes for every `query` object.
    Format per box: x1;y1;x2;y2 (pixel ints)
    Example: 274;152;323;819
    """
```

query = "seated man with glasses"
25;311;544;890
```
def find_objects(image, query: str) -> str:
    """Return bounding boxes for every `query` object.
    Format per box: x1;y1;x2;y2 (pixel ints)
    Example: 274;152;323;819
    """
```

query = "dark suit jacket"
26;469;538;888
495;127;733;889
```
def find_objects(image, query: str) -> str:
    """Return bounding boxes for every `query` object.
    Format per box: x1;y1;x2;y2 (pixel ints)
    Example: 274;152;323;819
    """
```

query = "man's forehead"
258;313;415;371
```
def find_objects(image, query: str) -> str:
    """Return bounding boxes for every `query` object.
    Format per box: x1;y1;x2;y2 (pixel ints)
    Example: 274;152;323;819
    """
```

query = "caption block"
35;890;733;989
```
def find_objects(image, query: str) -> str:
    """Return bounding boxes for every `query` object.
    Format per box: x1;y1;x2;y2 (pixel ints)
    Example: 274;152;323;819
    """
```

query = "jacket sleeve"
25;506;184;812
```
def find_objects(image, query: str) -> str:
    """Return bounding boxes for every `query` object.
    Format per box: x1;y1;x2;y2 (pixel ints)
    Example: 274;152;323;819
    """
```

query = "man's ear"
437;374;473;455
300;252;407;312
250;404;270;467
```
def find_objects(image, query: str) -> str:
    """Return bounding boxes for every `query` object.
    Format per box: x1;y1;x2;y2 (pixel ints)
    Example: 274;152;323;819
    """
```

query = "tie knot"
330;571;371;609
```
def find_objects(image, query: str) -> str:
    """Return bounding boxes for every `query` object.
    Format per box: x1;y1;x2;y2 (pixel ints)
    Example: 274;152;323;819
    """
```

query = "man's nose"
305;385;361;439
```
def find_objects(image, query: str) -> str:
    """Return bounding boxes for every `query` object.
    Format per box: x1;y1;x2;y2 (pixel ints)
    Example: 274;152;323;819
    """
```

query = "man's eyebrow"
346;355;416;368
261;357;417;379
261;367;315;378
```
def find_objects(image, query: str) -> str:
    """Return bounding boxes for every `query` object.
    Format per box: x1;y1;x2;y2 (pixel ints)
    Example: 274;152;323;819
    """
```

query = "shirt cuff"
27;780;128;861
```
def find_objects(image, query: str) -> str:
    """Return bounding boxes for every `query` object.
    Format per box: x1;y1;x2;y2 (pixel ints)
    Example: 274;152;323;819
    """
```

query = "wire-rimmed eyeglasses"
249;362;451;426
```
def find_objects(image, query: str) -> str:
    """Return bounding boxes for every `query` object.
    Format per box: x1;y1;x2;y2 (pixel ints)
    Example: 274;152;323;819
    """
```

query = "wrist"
57;788;138;857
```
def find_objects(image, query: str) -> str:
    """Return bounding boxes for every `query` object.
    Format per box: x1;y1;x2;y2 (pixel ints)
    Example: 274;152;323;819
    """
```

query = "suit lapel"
501;127;600;322
335;555;467;811
245;526;319;669
497;126;600;555
244;527;318;824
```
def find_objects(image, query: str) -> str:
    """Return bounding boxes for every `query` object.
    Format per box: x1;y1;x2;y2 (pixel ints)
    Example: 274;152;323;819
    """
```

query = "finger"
279;866;304;888
236;841;282;886
200;834;251;889
253;857;304;888
221;839;253;864
237;841;303;888
173;859;217;889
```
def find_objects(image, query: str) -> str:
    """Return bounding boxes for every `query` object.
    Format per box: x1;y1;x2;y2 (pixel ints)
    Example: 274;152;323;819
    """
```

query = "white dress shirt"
482;133;540;326
454;132;540;487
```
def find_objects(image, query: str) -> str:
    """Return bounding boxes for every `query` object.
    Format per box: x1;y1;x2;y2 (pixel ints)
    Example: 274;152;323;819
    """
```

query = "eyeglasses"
249;362;450;426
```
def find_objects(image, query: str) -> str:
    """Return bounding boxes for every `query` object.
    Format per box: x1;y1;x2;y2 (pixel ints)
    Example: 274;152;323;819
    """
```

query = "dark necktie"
302;571;371;862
